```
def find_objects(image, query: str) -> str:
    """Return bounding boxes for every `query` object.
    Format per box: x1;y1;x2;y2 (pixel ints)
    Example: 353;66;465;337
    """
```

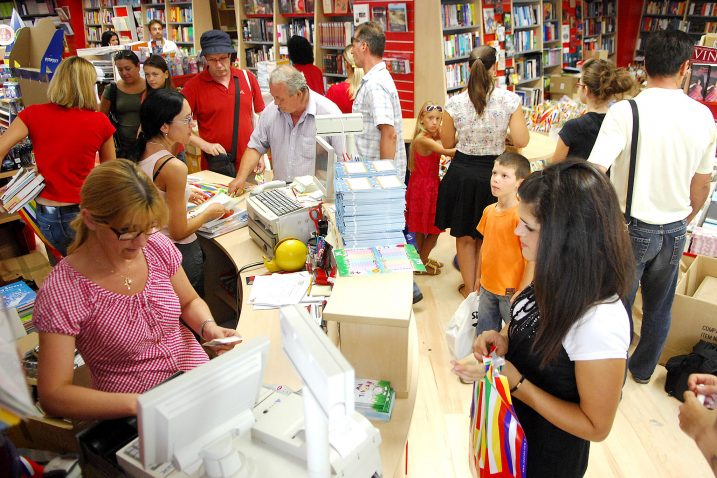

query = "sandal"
427;258;444;269
415;262;441;276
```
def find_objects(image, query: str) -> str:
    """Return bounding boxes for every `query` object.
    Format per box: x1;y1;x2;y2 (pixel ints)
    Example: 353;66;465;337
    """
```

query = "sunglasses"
114;50;138;61
107;225;161;241
425;105;443;112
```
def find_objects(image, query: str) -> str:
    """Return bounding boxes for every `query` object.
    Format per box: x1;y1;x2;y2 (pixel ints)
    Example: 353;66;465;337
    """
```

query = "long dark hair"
144;54;174;91
517;160;634;367
287;35;314;65
135;89;184;160
101;31;119;47
467;45;496;116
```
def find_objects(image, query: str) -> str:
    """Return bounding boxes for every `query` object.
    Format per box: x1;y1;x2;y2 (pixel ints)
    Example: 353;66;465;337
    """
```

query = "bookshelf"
83;0;116;46
316;1;353;87
440;1;481;96
686;0;717;40
635;0;689;62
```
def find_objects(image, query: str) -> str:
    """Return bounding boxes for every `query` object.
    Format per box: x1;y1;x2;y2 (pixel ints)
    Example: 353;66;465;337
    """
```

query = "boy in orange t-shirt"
474;152;535;335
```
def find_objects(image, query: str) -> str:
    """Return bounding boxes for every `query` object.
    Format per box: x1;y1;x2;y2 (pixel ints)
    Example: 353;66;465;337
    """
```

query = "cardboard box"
6;333;91;453
659;255;717;364
8;18;61;106
583;49;609;61
549;75;580;99
0;251;52;287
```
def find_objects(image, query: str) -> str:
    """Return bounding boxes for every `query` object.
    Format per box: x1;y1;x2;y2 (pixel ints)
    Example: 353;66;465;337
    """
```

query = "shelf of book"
440;1;481;97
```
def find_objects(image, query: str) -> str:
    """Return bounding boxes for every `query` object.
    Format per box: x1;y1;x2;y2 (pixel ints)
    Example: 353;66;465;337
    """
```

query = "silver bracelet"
199;319;216;339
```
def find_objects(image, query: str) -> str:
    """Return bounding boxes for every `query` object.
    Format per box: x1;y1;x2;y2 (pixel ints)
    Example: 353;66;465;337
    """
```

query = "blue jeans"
36;204;80;257
625;217;687;380
475;286;512;335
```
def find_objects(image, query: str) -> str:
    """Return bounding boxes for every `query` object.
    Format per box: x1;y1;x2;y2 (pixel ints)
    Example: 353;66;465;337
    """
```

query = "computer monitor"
280;305;381;477
314;135;336;200
136;337;269;476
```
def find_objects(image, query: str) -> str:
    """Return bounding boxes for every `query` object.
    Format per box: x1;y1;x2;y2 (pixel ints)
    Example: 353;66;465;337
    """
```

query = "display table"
194;171;418;478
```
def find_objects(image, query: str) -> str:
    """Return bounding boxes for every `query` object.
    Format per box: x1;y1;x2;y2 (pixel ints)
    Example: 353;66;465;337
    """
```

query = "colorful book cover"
372;6;387;32
706;65;717;102
387;3;407;32
333;244;425;276
482;8;496;35
689;64;710;101
354;379;395;421
0;281;36;311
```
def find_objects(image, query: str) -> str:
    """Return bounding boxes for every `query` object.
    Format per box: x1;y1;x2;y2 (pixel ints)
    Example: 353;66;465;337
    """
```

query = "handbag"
445;291;480;360
469;356;527;478
206;75;241;177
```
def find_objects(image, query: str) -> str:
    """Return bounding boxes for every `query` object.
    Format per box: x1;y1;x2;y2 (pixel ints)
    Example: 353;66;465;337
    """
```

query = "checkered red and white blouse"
33;233;209;394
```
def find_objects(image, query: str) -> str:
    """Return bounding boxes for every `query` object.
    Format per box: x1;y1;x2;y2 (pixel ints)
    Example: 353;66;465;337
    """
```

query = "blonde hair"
47;57;99;111
68;160;168;254
580;59;635;102
343;44;364;100
408;101;442;172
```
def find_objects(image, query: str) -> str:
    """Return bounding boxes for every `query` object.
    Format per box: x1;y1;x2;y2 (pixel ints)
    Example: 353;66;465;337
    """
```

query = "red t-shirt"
293;63;326;95
326;81;353;113
181;68;265;169
18;104;114;204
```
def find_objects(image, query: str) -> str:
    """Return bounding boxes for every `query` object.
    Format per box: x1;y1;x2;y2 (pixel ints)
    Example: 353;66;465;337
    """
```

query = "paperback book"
387;3;407;32
354;378;396;422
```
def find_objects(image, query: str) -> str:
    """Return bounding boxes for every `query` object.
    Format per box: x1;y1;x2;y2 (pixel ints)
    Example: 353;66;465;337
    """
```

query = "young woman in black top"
452;161;635;477
552;59;634;162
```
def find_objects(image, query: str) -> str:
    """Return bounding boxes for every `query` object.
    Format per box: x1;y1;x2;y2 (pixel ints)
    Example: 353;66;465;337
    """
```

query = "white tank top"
138;150;196;244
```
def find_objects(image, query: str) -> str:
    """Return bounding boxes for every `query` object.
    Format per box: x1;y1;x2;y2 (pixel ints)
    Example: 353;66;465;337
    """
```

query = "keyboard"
255;188;303;216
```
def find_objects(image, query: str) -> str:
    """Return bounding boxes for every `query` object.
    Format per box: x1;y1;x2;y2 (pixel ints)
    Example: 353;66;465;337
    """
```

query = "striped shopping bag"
469;356;527;478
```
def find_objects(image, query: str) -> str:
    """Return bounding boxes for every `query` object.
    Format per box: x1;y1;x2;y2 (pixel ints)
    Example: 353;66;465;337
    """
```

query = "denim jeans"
175;239;205;297
36;204;80;257
475;286;512;336
625;217;687;380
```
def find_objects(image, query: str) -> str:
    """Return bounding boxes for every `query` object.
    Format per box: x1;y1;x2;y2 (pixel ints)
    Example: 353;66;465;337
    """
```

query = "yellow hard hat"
263;238;308;272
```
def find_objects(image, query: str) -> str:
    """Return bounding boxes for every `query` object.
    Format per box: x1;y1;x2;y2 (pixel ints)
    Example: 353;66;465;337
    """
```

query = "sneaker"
630;372;650;384
412;281;423;304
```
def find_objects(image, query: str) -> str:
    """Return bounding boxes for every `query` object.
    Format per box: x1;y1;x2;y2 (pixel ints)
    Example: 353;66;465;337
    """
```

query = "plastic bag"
445;291;480;360
469;355;527;478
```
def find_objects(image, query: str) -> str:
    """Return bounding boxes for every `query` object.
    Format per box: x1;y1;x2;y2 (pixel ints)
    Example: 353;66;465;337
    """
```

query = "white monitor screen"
137;337;269;474
315;136;337;200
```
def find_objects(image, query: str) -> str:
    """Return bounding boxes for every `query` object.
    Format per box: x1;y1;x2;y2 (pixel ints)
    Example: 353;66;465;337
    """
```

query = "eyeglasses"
576;82;586;88
426;105;443;112
114;50;138;62
171;113;194;125
107;225;161;241
205;55;230;63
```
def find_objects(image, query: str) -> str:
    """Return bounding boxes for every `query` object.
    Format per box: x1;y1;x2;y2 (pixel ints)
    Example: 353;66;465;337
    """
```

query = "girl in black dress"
452;160;635;477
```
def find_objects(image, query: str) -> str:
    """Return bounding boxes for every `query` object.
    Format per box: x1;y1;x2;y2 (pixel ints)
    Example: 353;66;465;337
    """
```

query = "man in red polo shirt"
183;30;265;172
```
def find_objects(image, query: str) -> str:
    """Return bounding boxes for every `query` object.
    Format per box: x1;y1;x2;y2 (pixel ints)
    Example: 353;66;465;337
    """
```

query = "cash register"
246;113;356;256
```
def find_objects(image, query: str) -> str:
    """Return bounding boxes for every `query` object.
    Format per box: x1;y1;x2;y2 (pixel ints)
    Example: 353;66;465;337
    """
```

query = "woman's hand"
202;322;243;355
689;374;717;396
189;187;210;205
450;356;484;383
473;330;509;359
203;203;227;222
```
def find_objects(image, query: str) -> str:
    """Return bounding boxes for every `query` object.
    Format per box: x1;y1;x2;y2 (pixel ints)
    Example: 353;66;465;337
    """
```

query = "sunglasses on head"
426;105;443;112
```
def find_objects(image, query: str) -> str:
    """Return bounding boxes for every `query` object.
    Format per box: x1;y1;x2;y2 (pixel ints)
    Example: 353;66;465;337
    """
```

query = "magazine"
387;3;407;32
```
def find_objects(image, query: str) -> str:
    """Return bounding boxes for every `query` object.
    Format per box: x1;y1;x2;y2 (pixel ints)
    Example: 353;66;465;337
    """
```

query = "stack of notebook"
1;168;44;214
334;160;406;248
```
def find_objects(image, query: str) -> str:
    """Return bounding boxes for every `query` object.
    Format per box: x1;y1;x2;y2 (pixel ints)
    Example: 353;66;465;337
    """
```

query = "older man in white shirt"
227;65;344;194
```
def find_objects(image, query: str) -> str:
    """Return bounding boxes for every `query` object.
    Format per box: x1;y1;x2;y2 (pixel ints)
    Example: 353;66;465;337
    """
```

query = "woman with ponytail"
552;59;635;162
435;45;529;297
135;89;227;296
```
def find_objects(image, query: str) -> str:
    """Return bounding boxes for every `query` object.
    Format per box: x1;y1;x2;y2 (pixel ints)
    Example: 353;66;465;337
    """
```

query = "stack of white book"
187;192;248;238
1;168;44;214
334;160;406;248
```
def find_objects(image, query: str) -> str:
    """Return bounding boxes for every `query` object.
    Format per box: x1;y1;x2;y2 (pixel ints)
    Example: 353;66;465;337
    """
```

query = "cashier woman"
227;65;345;195
32;160;241;419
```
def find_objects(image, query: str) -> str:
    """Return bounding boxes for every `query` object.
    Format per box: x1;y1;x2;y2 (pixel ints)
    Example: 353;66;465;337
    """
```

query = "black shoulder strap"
153;154;175;181
109;83;118;115
231;75;240;161
625;99;639;223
